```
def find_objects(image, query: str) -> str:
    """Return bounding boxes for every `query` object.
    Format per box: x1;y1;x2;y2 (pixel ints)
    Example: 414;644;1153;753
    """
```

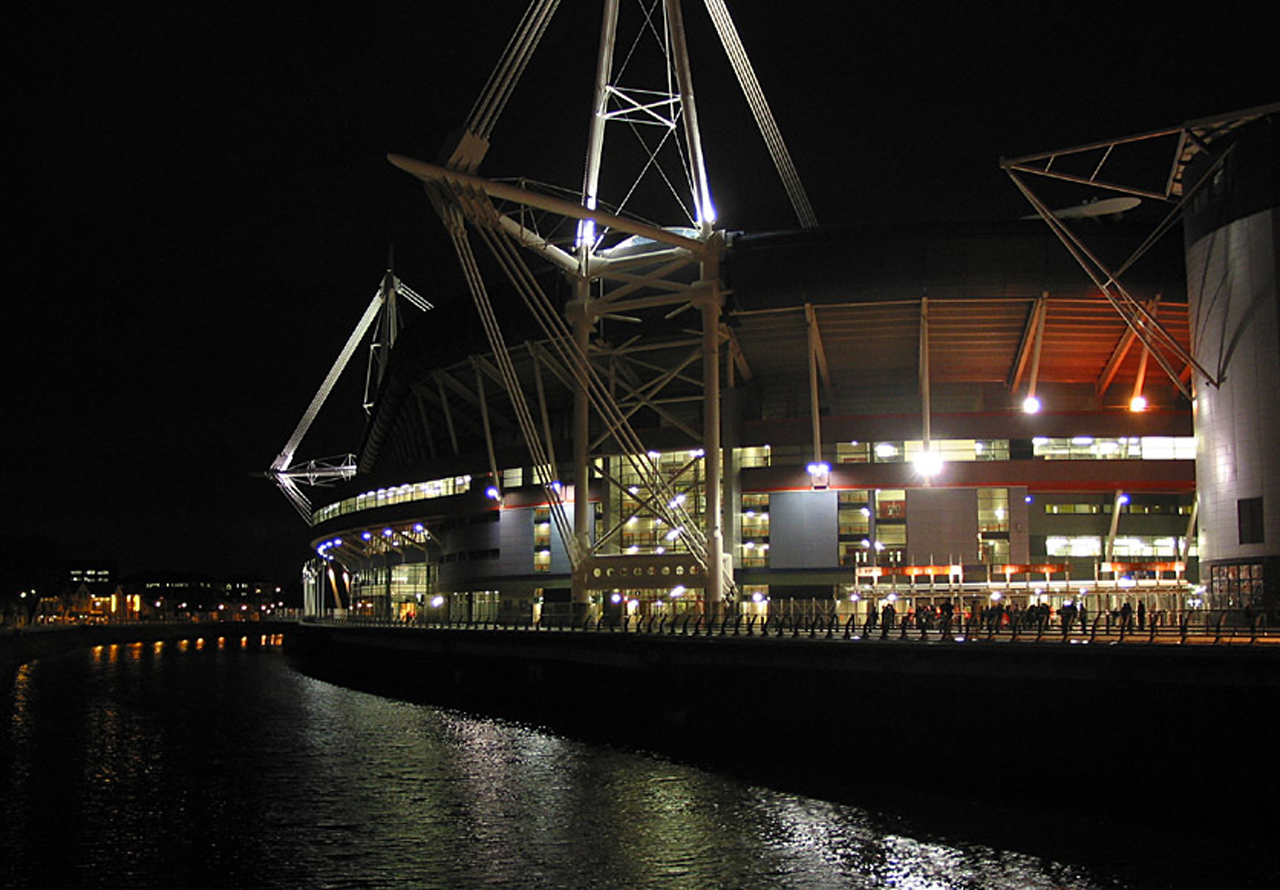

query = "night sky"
6;2;1275;588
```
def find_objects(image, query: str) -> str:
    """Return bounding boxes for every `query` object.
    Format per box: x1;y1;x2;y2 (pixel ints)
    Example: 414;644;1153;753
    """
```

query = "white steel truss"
1001;103;1279;398
268;265;430;522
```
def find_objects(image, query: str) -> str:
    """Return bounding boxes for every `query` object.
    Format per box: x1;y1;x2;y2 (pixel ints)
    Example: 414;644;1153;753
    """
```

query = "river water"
0;634;1265;888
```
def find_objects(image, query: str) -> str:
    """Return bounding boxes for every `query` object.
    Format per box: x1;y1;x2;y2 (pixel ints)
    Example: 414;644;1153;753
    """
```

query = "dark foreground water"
0;635;1269;888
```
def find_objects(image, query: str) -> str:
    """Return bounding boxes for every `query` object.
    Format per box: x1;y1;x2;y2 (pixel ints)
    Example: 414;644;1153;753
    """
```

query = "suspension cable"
703;0;818;228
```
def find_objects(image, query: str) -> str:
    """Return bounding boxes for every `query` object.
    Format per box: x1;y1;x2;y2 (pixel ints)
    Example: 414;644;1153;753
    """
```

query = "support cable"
466;0;562;141
703;0;818;228
443;209;579;563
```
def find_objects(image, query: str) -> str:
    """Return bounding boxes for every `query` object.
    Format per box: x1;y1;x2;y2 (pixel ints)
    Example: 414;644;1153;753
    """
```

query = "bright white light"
610;593;622;604
914;449;943;477
699;197;717;226
860;507;871;517
1129;394;1147;412
1118;493;1130;505
744;541;755;549
807;462;830;476
431;595;445;607
1022;395;1041;414
626;545;639;554
874;442;897;459
670;585;686;598
751;592;765;603
647;450;661;460
485;486;501;500
990;591;1003;601
874;541;885;552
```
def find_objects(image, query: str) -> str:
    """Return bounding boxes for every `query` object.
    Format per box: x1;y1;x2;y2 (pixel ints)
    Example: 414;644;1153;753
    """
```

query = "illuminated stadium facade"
298;220;1207;624
269;4;1277;626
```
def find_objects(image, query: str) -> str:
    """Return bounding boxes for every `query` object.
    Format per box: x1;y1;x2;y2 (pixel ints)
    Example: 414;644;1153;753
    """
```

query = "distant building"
66;561;116;587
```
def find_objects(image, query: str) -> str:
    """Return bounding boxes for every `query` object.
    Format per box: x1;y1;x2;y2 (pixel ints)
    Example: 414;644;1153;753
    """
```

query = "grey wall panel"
905;489;978;564
497;507;535;576
770;490;838;568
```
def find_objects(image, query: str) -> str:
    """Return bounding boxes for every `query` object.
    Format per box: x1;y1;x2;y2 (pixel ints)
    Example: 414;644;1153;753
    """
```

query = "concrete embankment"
288;622;1280;823
0;621;294;673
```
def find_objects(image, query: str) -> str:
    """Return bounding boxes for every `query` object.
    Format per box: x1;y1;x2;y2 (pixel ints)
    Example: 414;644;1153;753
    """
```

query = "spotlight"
914;449;943;477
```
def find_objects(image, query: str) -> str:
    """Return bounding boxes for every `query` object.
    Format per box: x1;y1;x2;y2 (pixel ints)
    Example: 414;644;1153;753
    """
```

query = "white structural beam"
388;154;708;254
665;0;716;233
578;0;620;252
805;303;825;465
271;292;385;474
919;297;931;447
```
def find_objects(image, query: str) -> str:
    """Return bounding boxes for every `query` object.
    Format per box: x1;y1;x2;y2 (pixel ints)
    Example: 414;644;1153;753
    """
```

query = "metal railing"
307;609;1277;645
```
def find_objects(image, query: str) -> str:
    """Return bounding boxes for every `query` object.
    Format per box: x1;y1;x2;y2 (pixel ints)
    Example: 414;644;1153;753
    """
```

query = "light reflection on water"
0;640;1139;888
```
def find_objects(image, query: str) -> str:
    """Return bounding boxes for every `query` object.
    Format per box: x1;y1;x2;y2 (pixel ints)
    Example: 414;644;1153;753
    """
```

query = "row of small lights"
316;523;429;560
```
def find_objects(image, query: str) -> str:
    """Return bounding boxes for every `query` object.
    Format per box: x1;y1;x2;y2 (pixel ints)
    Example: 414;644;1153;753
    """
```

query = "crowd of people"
862;598;1162;635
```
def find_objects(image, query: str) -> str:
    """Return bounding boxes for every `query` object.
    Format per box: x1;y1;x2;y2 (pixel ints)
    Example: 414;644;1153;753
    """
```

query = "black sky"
6;2;1276;586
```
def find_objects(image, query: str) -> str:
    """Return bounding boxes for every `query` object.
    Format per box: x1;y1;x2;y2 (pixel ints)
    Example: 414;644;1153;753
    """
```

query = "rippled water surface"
0;636;1260;888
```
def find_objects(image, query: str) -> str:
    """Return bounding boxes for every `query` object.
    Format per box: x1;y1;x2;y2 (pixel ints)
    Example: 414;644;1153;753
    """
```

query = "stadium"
267;6;1277;628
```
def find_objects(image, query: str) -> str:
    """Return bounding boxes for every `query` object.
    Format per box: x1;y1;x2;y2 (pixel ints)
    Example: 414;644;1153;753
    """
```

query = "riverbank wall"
0;621;295;674
288;621;1280;823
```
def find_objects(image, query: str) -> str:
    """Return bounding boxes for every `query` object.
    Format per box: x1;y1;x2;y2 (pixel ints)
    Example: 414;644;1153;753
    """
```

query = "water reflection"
0;639;1210;888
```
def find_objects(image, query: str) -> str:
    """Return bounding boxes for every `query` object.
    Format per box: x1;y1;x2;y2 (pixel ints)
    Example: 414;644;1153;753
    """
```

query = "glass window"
977;489;1009;533
735;446;772;468
876;489;906;520
1045;536;1102;557
837;442;870;463
838;490;872;536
